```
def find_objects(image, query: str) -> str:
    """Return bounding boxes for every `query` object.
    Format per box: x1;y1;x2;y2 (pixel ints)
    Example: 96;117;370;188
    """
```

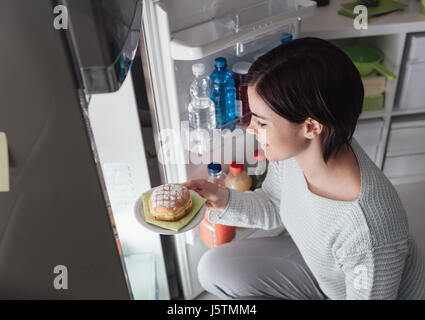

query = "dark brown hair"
246;37;364;163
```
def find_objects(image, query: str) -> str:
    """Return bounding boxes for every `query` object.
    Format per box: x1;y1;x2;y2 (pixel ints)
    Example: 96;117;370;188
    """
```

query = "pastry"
148;184;192;221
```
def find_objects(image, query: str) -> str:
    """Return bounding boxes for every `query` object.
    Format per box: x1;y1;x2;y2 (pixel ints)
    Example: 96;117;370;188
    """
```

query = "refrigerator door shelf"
123;252;159;300
65;0;143;94
169;0;316;60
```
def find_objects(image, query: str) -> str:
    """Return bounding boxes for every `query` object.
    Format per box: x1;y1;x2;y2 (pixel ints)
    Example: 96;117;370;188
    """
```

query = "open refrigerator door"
140;0;316;299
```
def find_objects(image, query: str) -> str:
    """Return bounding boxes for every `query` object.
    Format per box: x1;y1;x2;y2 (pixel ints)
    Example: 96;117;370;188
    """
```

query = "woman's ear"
304;118;323;139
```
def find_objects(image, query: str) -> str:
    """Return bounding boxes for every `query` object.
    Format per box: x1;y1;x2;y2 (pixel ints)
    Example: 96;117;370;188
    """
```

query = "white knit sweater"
209;139;425;300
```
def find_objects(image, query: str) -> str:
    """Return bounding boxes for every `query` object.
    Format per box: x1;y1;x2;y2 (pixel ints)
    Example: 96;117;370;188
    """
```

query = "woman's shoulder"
351;138;405;209
341;140;410;248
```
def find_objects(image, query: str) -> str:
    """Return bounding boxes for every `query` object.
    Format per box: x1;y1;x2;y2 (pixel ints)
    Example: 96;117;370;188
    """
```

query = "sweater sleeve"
208;160;284;230
337;239;410;300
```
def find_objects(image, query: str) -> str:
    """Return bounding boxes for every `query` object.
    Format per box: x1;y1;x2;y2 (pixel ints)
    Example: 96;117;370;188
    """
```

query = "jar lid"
254;149;266;162
207;162;222;175
229;161;244;174
214;57;227;68
232;61;252;75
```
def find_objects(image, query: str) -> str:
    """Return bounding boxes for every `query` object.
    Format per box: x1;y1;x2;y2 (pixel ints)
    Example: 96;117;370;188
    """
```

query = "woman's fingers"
182;179;218;200
205;200;213;208
181;180;227;209
182;179;207;191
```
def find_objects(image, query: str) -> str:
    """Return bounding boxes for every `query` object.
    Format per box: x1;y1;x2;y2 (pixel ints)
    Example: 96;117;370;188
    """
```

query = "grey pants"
197;232;328;300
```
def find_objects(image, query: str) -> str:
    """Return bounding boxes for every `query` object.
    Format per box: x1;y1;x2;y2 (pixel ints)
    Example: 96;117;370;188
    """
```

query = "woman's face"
247;85;309;162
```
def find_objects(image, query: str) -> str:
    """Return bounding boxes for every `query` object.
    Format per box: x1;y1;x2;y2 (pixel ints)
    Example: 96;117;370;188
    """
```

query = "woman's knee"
198;248;221;287
197;247;238;298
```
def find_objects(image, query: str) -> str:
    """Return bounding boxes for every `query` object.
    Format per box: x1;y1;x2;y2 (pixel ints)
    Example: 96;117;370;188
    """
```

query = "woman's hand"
182;179;229;211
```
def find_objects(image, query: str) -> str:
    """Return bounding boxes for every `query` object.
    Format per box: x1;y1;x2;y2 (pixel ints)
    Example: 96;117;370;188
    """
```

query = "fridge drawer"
387;117;425;157
169;0;316;60
407;33;425;62
383;153;425;178
353;119;384;162
397;61;425;110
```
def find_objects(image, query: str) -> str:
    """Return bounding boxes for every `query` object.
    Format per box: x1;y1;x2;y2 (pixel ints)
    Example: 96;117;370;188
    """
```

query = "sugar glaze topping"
151;184;188;210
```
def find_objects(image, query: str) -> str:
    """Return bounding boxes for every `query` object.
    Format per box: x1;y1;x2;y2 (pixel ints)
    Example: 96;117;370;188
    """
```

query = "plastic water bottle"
206;162;226;187
187;63;216;152
210;57;236;131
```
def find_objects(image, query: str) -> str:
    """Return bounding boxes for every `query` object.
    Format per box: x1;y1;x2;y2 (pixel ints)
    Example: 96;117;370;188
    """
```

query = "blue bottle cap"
281;33;293;43
214;57;227;68
208;163;222;175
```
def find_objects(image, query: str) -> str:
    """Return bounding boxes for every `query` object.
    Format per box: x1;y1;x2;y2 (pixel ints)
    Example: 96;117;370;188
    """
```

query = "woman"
184;38;425;300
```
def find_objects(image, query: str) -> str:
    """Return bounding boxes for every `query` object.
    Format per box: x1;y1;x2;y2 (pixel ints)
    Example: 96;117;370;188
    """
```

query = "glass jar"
199;163;235;248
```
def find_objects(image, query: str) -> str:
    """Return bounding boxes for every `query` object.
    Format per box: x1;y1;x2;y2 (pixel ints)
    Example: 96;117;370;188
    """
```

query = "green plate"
135;188;206;234
338;0;407;19
343;0;407;15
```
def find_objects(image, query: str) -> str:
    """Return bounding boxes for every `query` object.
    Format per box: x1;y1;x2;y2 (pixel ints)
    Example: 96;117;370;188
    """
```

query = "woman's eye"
257;121;266;127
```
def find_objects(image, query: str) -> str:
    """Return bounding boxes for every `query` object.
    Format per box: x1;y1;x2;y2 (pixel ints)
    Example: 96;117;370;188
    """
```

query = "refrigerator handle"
0;132;10;192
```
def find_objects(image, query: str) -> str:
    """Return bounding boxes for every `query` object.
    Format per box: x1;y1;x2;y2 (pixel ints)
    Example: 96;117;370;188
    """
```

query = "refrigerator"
0;0;315;299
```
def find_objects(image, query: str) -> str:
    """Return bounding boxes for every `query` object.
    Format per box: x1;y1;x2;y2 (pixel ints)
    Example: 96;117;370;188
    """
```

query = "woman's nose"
246;121;256;136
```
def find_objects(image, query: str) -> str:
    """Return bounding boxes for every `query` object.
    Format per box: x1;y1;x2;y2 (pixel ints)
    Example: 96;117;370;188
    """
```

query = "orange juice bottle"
224;162;252;231
199;163;236;248
224;161;252;191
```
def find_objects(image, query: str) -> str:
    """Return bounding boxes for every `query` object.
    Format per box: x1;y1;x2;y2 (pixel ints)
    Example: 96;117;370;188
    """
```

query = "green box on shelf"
363;93;384;112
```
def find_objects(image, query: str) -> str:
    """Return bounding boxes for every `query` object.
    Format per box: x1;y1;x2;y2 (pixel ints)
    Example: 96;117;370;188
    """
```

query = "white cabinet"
384;154;425;178
407;33;425;62
384;116;425;179
353;119;384;163
397;61;425;110
397;33;425;110
386;117;425;156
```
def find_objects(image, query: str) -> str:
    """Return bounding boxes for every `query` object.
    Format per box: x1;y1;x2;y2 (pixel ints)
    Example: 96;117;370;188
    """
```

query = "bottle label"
236;100;243;118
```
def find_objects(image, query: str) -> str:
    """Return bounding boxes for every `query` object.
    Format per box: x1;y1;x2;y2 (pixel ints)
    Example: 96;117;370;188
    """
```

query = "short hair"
245;37;364;163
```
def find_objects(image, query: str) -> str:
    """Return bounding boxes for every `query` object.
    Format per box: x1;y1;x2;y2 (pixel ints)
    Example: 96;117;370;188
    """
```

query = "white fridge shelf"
169;0;316;60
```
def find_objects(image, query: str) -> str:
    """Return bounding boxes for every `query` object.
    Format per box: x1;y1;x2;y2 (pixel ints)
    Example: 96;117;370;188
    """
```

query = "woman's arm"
337;239;409;300
184;161;284;230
